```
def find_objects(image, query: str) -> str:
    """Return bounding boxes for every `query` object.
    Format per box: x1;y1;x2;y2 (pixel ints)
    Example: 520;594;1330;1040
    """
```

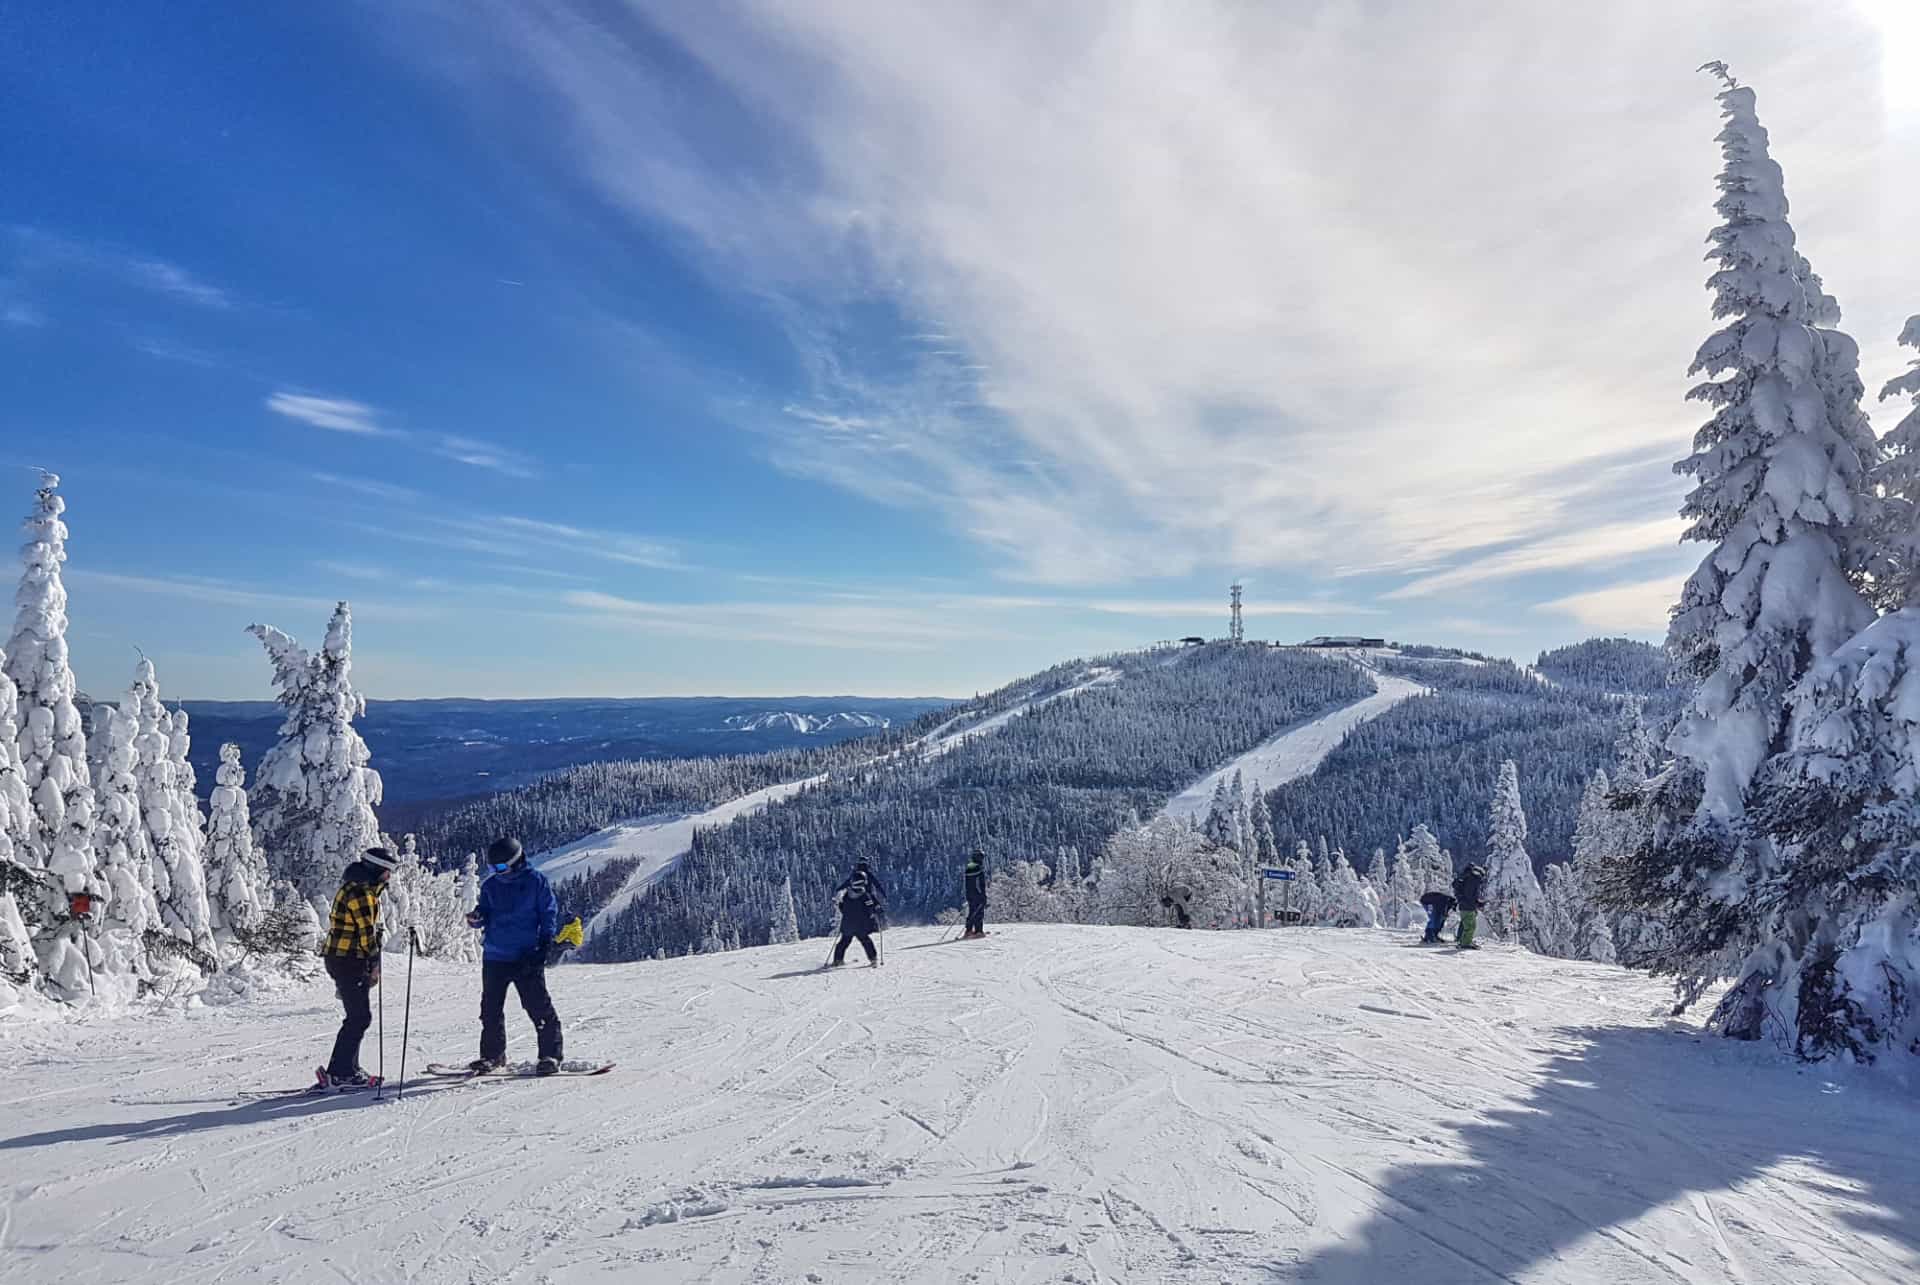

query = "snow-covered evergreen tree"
1364;846;1388;892
1384;839;1420;930
1483;760;1544;948
126;662;215;968
1409;824;1451;896
1742;319;1920;1059
4;474;103;999
1202;778;1238;851
1248;786;1277;867
204;743;268;939
1612;704;1657;785
988;858;1062;922
771;876;800;943
86;704;158;984
1538;862;1582;959
1608;70;1881;1014
0;650;43;999
247;604;385;908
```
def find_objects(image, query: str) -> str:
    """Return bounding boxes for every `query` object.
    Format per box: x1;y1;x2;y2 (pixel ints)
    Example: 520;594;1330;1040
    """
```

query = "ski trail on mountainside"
573;667;1121;938
1161;656;1427;821
5;926;1914;1284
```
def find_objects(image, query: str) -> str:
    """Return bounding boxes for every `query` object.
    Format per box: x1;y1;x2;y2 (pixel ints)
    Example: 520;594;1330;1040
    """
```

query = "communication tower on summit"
1229;583;1244;645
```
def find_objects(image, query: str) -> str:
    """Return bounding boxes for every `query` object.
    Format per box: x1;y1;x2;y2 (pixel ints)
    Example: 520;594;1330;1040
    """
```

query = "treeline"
412;737;914;868
1533;637;1672;696
585;645;1370;960
1261;657;1673;866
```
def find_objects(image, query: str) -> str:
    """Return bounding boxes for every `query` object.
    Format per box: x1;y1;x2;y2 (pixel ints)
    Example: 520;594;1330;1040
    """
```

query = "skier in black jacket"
1452;864;1488;950
962;849;988;939
830;861;886;966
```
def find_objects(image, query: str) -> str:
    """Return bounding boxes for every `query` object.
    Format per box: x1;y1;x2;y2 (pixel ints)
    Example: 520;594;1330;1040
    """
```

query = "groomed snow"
4;925;1914;1284
1162;662;1428;821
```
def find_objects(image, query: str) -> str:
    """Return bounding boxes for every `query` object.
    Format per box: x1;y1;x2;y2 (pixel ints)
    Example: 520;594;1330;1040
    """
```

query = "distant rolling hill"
176;695;951;817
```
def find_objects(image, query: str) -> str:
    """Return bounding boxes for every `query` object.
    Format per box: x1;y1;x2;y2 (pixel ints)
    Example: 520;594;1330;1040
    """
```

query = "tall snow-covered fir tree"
771;877;800;943
1483;760;1544;948
247;604;385;908
1739;314;1920;1061
86;704;159;986
1247;786;1277;867
127;661;215;968
1607;70;1882;1014
1409;823;1451;895
0;649;40;1000
4;474;104;999
204;742;269;939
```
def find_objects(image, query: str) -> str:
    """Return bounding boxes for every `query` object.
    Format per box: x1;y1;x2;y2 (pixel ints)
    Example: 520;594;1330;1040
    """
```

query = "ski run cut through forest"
4;925;1915;1285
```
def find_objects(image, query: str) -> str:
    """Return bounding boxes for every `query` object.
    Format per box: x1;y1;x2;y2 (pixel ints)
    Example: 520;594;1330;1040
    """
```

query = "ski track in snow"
4;925;1914;1284
1161;657;1428;821
570;667;1122;939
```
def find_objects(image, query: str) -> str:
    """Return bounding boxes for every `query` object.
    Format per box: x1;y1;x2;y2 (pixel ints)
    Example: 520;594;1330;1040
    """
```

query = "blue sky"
4;3;1916;699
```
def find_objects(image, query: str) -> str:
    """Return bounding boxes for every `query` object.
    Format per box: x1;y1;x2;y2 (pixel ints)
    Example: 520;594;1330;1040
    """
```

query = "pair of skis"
242;1060;612;1099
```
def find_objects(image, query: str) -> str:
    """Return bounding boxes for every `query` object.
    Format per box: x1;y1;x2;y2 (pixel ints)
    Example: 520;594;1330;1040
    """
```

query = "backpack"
843;872;875;911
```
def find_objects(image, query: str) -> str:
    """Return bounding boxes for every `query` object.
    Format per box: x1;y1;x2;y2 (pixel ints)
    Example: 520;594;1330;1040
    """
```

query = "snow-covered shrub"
986;859;1061;923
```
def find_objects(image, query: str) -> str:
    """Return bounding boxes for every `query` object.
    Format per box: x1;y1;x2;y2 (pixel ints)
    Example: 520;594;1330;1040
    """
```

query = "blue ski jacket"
473;864;560;963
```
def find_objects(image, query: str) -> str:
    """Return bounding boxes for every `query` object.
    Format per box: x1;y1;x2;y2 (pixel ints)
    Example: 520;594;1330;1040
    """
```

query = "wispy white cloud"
1384;517;1685;600
67;569;441;622
3;301;44;327
562;588;1004;652
1081;598;1380;618
493;516;682;569
432;434;539;478
268;392;389;435
311;471;424;503
132;335;222;367
411;2;1912;591
8;227;233;310
1536;576;1680;633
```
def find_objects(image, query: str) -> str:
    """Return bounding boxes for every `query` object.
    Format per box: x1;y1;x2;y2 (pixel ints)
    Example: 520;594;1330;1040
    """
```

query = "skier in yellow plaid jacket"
320;847;398;1087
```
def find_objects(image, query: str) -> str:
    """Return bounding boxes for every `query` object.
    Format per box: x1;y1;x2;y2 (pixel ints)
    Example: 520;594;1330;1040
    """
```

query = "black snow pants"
833;930;878;964
325;954;376;1078
965;898;986;936
480;957;564;1063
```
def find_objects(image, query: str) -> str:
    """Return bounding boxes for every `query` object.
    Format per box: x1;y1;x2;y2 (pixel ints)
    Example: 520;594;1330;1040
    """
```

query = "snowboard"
423;1060;614;1079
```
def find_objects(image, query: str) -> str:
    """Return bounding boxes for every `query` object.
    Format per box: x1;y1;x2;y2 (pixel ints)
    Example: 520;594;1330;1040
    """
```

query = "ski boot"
467;1057;507;1075
536;1057;560;1077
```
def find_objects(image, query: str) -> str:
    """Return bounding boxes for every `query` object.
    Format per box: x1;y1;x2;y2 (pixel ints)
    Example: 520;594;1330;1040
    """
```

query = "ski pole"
375;950;386;1099
397;927;418;1102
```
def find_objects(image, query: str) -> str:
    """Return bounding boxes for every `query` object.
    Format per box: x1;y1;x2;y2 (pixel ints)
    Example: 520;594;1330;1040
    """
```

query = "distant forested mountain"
1533;637;1671;696
585;644;1370;960
179;695;949;816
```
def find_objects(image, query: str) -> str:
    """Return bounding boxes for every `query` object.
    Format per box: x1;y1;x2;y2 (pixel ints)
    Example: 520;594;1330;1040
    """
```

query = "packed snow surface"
1162;664;1427;820
5;925;1914;1284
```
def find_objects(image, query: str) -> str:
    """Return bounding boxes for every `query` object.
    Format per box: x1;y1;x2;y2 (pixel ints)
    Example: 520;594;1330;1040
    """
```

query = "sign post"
1260;868;1297;927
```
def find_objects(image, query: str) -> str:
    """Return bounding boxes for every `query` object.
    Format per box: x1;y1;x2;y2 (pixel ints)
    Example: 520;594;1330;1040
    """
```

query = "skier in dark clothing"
320;847;398;1087
963;849;988;939
1452;864;1488;950
1418;890;1457;944
465;837;566;1075
831;860;886;966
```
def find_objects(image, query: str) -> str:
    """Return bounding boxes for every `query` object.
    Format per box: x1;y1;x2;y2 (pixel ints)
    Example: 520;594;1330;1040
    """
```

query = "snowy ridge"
6;925;1914;1282
571;665;1122;939
720;711;892;734
1162;653;1427;821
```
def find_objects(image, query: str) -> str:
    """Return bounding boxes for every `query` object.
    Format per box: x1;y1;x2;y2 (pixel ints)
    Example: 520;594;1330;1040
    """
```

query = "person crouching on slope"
831;860;886;966
963;848;988;939
1418;889;1457;944
465;837;565;1075
1451;863;1488;951
321;846;398;1087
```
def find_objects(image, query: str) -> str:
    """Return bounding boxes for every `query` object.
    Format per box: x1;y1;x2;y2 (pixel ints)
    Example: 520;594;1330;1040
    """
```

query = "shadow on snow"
1283;1024;1920;1282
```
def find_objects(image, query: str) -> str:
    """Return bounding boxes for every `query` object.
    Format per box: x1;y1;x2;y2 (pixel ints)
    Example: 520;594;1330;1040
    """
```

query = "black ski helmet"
487;837;525;869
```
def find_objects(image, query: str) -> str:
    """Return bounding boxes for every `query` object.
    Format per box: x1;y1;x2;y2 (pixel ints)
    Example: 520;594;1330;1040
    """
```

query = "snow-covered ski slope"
569;666;1121;939
1162;657;1427;820
5;926;1914;1284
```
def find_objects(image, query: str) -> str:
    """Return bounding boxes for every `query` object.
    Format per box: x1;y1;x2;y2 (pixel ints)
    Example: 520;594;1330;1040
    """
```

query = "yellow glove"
555;916;584;949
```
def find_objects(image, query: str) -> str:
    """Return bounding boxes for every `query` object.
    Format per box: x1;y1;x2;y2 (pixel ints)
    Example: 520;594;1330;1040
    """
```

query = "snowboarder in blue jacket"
466;837;565;1075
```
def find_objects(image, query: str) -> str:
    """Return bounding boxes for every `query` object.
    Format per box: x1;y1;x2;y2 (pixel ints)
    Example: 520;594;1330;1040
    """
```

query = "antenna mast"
1229;583;1244;645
